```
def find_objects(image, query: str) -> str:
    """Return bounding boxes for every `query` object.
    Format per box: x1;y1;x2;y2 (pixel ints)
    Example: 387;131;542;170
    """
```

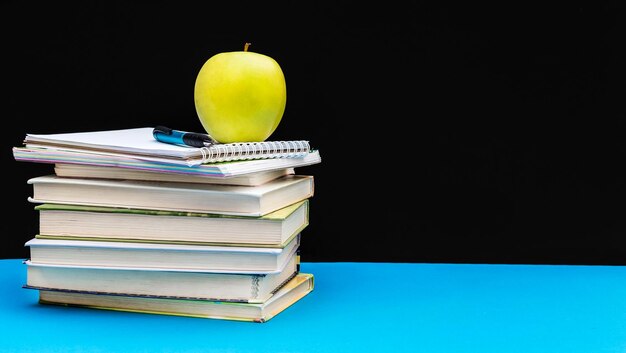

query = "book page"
26;127;199;158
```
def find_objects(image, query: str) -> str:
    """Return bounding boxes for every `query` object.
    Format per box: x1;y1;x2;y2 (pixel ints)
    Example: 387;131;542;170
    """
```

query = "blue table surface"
1;259;625;353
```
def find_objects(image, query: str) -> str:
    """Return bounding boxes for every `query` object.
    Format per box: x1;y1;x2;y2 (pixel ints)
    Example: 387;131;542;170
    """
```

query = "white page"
26;127;199;158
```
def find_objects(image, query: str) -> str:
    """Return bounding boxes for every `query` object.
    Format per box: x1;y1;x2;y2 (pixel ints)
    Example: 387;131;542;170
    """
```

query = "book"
24;252;299;303
27;174;314;216
25;234;300;273
12;147;321;179
53;164;295;186
36;200;308;247
22;127;312;166
35;273;314;323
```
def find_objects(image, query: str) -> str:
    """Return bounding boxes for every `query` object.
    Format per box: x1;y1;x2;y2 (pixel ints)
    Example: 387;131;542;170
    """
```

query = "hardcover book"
27;174;314;217
53;164;295;186
24;251;299;303
36;200;308;247
36;273;314;323
26;234;300;273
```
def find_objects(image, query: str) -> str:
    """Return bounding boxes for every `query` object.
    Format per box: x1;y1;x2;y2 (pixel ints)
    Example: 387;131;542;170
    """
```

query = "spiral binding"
199;140;310;164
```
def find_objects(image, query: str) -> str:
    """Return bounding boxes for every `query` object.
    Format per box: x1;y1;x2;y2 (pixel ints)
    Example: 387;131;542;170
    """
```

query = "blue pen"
152;126;217;148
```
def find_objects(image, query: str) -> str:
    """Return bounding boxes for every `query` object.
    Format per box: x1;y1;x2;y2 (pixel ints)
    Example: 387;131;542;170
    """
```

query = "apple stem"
244;42;251;52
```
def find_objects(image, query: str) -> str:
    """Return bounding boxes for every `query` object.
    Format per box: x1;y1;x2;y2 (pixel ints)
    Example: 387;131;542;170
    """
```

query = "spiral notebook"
22;127;312;166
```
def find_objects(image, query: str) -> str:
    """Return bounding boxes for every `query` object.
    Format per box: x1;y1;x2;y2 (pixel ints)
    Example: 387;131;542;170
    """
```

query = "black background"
2;1;626;264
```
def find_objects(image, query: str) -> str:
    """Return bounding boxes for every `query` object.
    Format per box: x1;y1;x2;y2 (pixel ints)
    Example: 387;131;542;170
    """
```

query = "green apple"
194;43;287;143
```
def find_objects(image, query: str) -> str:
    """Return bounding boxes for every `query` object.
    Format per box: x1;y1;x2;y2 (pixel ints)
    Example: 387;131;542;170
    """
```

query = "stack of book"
13;127;321;322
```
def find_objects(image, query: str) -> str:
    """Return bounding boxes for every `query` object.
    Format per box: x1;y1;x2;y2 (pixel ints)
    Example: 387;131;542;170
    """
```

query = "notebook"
22;127;312;166
13;147;321;179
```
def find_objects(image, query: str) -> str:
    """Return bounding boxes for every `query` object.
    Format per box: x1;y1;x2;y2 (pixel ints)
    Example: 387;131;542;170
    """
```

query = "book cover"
36;273;314;323
35;200;309;247
28;174;314;216
24;251;300;303
25;234;300;274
